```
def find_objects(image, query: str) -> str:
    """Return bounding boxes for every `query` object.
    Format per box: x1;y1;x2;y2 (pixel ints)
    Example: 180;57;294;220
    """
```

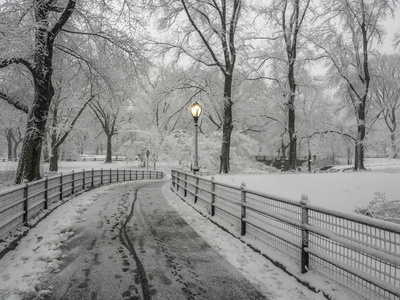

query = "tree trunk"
105;134;112;163
288;61;297;171
219;74;233;173
49;147;59;171
12;142;19;161
347;147;352;165
49;128;59;172
390;131;397;158
16;78;54;183
354;101;366;171
15;4;53;183
6;129;13;161
43;134;49;163
11;130;23;161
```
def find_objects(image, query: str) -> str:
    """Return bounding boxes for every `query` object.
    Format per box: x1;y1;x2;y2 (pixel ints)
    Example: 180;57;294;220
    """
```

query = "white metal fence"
171;169;400;300
0;169;164;240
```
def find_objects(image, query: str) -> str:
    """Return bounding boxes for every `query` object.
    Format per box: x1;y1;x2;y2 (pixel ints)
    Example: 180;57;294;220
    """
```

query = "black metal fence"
0;169;164;240
170;169;400;300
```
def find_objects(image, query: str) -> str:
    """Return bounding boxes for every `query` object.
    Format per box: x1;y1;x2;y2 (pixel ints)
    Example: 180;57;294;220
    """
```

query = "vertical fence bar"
123;169;126;182
177;173;180;192
240;182;247;236
23;180;29;224
301;194;309;274
44;175;48;210
71;170;75;194
110;169;112;183
117;169;119;182
100;169;103;185
194;175;199;204
184;174;187;197
135;170;138;180
60;173;63;201
142;170;144;179
83;169;86;191
210;177;215;216
130;169;132;181
92;169;94;188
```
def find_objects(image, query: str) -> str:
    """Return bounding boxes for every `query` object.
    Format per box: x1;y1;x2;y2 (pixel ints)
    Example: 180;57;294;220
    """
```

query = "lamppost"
190;101;202;174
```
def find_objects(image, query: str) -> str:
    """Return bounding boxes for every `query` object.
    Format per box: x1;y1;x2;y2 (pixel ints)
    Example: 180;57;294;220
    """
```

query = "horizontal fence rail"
0;169;163;241
170;169;400;300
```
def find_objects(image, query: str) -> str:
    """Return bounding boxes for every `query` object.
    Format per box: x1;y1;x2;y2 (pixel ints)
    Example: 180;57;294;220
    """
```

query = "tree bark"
49;145;59;171
288;67;297;170
49;127;59;171
6;129;13;161
11;129;23;161
220;74;233;173
354;99;366;170
16;76;54;182
390;131;398;158
106;134;112;163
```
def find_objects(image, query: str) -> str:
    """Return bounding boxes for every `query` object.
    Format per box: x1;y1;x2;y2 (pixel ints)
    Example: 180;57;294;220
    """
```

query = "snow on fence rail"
170;169;400;300
0;169;164;240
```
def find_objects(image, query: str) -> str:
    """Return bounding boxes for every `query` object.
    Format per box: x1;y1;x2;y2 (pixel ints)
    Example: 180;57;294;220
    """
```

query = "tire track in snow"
119;185;152;300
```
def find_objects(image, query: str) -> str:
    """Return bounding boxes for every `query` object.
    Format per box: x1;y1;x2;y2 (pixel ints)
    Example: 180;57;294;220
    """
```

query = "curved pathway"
40;180;266;300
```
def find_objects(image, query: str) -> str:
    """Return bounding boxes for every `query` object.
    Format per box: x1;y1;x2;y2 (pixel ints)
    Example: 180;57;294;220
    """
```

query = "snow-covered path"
0;179;327;300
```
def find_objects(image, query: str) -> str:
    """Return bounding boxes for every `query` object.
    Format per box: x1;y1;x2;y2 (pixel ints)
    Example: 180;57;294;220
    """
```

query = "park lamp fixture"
190;101;202;121
191;102;202;174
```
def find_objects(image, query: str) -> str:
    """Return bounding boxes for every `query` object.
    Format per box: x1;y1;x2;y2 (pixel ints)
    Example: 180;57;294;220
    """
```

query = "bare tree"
370;54;400;158
315;0;398;170
1;0;147;182
90;94;129;163
156;0;243;173
0;0;76;183
273;0;310;170
47;90;95;171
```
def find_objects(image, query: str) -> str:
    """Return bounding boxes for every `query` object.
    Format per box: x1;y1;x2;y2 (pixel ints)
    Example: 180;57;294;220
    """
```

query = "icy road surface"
39;180;266;300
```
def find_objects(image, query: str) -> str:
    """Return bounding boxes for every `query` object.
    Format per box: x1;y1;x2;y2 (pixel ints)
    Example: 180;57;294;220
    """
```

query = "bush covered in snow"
355;192;400;224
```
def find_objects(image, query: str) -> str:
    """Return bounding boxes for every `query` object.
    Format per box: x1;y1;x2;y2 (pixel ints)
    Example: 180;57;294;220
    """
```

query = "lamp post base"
192;166;200;174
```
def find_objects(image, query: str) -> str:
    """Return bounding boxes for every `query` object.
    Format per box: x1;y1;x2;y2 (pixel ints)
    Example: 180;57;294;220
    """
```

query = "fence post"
210;177;215;216
301;194;309;274
59;173;63;201
110;169;112;183
92;169;94;188
171;171;175;188
101;168;103;185
117;169;119;182
240;182;246;236
142;170;144;179
71;170;75;194
130;169;132;181
177;172;180;192
124;169;126;181
23;179;29;225
82;169;86;191
194;175;199;204
135;170;138;180
184;173;187;197
44;175;48;210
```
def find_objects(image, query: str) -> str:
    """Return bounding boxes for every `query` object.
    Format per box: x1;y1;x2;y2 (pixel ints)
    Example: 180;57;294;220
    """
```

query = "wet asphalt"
40;180;266;300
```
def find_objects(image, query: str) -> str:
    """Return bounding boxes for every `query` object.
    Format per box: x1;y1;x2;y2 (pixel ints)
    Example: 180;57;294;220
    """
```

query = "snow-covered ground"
0;158;399;299
210;158;400;221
